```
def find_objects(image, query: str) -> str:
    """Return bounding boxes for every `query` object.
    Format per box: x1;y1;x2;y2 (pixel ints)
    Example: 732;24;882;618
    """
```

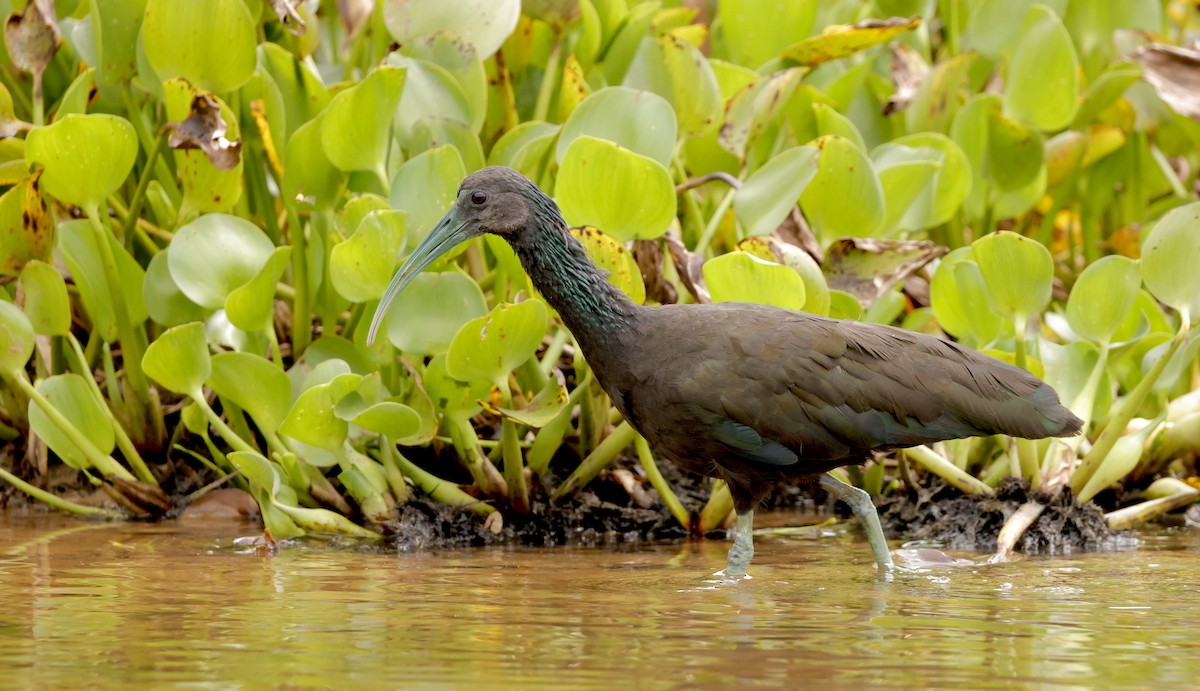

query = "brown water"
1;513;1197;689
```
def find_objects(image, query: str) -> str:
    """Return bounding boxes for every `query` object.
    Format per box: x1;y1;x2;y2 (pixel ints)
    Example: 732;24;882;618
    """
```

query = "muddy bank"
877;479;1121;553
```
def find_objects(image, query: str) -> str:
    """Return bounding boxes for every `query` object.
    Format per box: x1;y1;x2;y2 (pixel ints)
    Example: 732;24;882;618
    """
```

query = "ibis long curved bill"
366;207;475;346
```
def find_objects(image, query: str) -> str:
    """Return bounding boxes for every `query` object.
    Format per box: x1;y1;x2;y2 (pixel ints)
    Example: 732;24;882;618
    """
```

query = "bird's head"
366;166;552;345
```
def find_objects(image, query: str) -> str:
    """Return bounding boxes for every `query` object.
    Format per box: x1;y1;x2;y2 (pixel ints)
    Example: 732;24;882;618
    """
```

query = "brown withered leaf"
632;239;677;305
337;0;374;36
3;0;60;76
167;93;242;171
1132;43;1200;120
270;0;307;36
664;231;710;304
882;42;929;116
823;237;946;307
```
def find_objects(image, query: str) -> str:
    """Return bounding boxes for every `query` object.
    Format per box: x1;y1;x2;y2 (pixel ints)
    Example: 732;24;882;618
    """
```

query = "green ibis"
367;167;1082;578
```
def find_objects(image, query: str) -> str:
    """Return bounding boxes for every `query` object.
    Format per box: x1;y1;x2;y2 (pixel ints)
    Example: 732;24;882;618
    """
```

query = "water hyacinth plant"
0;0;1198;550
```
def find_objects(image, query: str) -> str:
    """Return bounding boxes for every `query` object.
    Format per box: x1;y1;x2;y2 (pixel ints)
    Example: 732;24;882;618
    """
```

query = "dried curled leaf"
167;93;242;171
632;238;677;305
270;0;307;35
1132;43;1200;120
882;43;929;116
337;0;374;36
664;231;709;304
3;0;61;76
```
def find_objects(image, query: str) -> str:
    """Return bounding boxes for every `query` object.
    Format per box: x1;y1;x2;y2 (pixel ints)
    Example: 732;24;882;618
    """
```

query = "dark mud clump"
878;478;1120;553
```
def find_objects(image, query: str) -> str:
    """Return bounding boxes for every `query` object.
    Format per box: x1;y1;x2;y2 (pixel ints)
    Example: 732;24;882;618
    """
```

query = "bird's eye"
470;191;488;205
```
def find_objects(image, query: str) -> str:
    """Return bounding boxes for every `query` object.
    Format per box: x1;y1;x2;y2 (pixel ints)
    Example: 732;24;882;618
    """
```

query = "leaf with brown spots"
782;16;920;67
823;237;945;308
0;172;53;276
167;93;243;171
1132;43;1200;121
882;43;928;116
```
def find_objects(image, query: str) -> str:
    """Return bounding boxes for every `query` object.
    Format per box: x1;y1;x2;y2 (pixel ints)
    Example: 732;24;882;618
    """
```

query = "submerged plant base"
878;479;1123;554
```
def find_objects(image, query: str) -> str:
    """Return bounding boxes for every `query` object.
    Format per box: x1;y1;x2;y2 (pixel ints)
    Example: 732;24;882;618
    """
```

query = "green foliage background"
1;0;1199;539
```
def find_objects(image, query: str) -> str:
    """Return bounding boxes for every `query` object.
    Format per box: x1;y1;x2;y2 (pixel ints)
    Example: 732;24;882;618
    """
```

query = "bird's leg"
819;473;894;571
719;510;755;580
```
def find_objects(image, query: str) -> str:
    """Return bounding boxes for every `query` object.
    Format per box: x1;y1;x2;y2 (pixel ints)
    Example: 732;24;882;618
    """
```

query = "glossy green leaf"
800;135;885;241
487;121;559;185
55;68;95;117
24;114;136;211
624;34;722;139
350;401;423;438
1141;202;1200;318
446;300;548;387
1003;5;1079;131
388;145;465;245
734;145;819;237
973;230;1053;320
381;270;487;356
226;245;291;331
875;133;971;230
283;111;345;211
259;43;329;142
555;136;676;242
424;353;490;416
410;117;485;173
320;66;407;178
164;79;243;214
280;372;363;450
381;0;519;59
703;251;806;311
719;68;805;161
384;55;472;147
570;226;646;304
813;103;865;151
965;0;1066;60
717;0;816;68
400;32;487;132
29;375;115;470
0;174;53;275
828;289;864;320
487;377;570;427
92;0;148;85
737;237;829;316
227;450;281;498
0;301;34;374
1072;62;1142;128
18;260;69;336
1076;414;1161;503
209;351;292;434
57;220;148;343
169;213;275;310
930;247;975;340
556;87;677;168
143;252;210;327
1066;256;1141;344
600;0;658;85
142;322;211;396
987;108;1045;191
142;0;257;93
330;210;407;304
873;154;939;236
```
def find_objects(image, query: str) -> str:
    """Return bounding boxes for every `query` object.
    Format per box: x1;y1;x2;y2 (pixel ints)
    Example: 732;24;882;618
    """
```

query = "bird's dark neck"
510;210;637;354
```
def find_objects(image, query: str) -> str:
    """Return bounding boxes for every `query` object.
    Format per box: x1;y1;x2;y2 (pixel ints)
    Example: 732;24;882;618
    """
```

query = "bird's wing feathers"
663;304;1060;465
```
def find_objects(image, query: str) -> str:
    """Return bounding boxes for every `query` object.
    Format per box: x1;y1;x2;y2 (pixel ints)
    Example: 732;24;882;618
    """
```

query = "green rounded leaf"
555;136;676;242
209;351;292;434
400;32;487;133
446;300;548;387
280;372;363;450
331;210;407;304
930;246;975;340
226;245;292;331
384;55;472;146
624;34;722;139
570;226;646;304
800;135;885;242
381;0;519;59
143;251;211;327
283;112;346;211
972;230;1053;320
18;260;69;336
227;450;281;498
987;108;1045;191
382;270;487;357
142;0;257;93
873;133;971;231
169;213;275;310
556;87;677;168
703;251;806;311
388;145;465;245
25;114;137;211
320;65;407;177
487;377;569;428
0;300;34;373
142;322;211;396
734;145;819;237
1066;256;1141;344
1141;202;1200;318
29;374;115;470
717;0;816;68
1003;5;1079;131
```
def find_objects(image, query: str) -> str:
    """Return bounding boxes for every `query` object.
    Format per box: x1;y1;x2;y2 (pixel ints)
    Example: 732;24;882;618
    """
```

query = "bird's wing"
664;304;1068;463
